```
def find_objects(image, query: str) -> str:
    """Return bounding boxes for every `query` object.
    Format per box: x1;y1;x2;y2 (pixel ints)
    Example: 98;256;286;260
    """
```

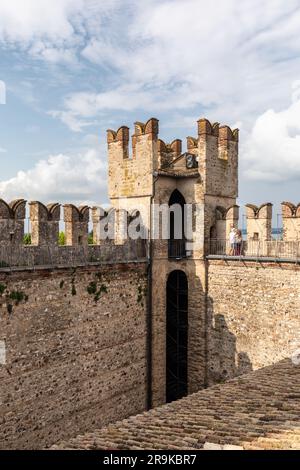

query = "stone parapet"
0;199;26;246
281;202;300;241
29;202;60;246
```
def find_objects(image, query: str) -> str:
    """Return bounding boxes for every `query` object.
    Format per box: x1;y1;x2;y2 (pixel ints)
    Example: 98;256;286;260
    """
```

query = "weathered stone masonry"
207;259;300;386
0;262;148;450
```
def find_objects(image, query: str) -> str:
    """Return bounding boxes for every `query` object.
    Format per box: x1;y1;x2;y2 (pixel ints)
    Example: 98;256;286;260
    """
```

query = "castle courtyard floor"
52;359;300;450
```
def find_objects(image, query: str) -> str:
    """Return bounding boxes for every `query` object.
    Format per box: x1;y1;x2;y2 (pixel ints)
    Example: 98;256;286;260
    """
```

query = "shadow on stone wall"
206;296;253;386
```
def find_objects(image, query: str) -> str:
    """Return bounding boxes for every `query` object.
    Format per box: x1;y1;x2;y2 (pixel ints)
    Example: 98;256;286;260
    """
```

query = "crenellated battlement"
213;202;274;243
2;196;298;263
29;201;61;246
0;199;147;269
157;138;182;168
0;198;26;246
107;126;130;144
157;139;182;154
196;118;239;197
107;119;159;160
133;118;159;138
64;204;89;246
211;204;239;242
0;199;146;248
281;202;300;241
185;119;239;167
186;136;198;150
108;116;239;218
0;198;26;219
197;118;239;142
107;117;238;163
281;201;300;218
245;203;273;219
1;116;299;267
245;203;273;245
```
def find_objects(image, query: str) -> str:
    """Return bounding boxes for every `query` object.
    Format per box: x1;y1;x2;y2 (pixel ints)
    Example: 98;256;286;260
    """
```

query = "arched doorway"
168;190;186;259
166;270;188;403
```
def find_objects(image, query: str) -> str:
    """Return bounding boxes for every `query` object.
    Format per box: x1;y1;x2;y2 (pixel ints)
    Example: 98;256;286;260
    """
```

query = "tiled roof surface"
52;359;300;450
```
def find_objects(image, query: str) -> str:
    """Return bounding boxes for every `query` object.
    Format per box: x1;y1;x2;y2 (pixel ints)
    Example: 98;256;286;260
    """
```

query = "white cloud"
0;0;81;43
243;91;300;181
0;147;7;153
49;1;300;133
49;109;96;132
2;0;300;187
28;42;78;64
0;0;122;62
0;147;108;206
49;86;175;132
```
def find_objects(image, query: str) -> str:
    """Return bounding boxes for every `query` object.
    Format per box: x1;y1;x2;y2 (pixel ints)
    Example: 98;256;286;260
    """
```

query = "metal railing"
168;239;187;259
3;237;300;268
209;239;300;261
0;240;147;270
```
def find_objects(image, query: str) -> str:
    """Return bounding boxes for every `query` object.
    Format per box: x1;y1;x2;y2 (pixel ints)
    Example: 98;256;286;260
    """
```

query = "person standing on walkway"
229;226;237;255
235;229;243;256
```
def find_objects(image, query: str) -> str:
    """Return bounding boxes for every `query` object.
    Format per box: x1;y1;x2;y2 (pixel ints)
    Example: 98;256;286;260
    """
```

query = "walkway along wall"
1;257;299;449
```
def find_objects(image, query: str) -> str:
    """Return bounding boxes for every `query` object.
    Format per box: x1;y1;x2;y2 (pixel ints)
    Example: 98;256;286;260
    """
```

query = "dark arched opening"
168;189;186;259
166;270;188;403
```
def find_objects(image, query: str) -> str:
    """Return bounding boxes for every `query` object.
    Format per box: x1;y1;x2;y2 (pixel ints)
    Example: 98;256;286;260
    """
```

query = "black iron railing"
209;239;300;260
168;239;186;259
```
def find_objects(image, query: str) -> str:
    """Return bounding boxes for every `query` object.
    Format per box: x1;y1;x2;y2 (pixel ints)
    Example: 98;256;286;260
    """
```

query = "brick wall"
0;262;148;449
207;260;300;385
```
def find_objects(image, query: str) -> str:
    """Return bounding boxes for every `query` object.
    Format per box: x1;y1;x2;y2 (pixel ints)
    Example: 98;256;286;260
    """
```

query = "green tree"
23;233;32;245
58;232;66;246
88;231;94;245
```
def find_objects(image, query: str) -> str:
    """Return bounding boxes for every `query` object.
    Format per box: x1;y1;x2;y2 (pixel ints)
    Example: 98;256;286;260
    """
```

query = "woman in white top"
229;227;237;255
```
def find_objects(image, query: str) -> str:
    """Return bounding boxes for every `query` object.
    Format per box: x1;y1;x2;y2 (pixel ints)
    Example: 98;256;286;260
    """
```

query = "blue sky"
0;0;300;218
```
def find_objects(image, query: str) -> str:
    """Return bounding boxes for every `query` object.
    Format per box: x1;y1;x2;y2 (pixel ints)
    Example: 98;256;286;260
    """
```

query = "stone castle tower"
107;117;239;407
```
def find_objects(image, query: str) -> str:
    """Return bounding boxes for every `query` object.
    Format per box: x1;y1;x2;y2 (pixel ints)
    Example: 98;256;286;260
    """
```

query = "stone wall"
207;259;300;386
0;262;148;450
1;249;300;449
